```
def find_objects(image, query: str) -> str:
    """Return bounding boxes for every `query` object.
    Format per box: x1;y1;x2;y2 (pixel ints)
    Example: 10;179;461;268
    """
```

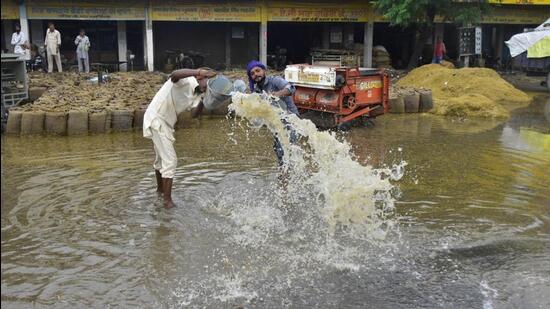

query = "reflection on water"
1;94;549;308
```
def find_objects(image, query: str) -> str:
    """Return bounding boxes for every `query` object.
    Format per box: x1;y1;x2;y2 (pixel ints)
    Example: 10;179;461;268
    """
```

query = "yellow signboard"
26;0;146;20
1;0;19;20
151;2;261;22
268;7;370;22
297;72;321;83
488;0;550;5
482;7;549;24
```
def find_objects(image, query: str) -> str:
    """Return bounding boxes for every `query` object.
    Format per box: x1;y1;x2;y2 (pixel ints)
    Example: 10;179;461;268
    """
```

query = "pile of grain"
440;60;455;69
397;64;531;118
18;72;164;113
390;85;430;99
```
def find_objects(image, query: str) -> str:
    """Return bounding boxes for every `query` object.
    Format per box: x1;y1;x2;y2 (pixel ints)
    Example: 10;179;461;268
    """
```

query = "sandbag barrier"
389;90;433;114
6;92;430;135
4;105;227;136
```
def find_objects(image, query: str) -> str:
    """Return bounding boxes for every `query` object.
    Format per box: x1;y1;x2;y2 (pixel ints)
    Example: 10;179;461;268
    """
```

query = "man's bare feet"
162;178;174;208
164;199;176;209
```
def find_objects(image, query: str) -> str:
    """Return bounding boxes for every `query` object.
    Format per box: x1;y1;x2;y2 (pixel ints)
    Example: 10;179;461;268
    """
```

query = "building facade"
1;0;549;71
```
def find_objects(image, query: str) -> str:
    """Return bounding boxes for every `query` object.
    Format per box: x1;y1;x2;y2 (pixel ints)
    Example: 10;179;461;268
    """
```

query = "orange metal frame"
294;68;390;124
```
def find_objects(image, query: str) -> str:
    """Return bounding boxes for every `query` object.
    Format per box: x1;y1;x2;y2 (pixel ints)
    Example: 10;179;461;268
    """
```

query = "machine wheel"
300;110;337;129
336;120;352;131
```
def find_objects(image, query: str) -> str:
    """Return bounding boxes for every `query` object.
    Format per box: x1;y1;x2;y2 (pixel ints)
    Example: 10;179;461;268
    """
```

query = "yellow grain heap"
397;64;531;118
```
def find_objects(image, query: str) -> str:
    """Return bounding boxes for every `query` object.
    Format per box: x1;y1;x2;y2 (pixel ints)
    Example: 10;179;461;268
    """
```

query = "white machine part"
284;64;338;89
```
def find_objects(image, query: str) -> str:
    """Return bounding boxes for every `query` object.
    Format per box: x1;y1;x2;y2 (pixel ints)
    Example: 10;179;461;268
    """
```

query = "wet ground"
2;93;549;308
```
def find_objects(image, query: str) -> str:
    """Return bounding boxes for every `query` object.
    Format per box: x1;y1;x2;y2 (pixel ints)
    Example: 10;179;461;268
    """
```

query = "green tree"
374;0;490;69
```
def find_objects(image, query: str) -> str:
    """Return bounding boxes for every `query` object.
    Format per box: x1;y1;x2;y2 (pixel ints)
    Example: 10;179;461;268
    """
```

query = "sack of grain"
45;112;67;135
20;111;45;135
67;110;89;135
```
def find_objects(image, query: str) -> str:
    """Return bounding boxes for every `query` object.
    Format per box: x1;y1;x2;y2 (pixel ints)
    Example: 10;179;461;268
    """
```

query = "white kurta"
74;35;90;59
144;77;201;137
45;29;61;55
11;32;27;54
143;77;202;178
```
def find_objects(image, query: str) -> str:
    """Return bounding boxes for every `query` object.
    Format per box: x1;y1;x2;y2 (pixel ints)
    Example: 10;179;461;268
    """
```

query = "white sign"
475;26;482;55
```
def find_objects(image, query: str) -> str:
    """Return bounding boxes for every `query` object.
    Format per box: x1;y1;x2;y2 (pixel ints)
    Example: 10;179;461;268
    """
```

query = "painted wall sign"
27;0;146;20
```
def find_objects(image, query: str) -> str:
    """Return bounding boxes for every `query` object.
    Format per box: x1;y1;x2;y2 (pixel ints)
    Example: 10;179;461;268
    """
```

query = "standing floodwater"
1;94;549;308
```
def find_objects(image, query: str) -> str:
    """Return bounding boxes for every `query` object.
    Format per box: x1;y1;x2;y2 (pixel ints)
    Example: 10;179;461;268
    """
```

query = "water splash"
229;93;405;236
480;280;499;309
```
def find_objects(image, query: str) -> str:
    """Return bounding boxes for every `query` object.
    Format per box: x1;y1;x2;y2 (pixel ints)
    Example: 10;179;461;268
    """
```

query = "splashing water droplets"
229;93;405;237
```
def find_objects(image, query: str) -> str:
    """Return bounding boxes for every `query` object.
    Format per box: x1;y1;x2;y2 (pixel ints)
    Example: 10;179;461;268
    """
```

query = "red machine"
285;64;389;128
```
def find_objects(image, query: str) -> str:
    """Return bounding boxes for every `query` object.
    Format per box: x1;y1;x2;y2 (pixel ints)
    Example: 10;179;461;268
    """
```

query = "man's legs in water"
162;178;174;208
151;125;177;209
155;170;163;194
273;127;297;190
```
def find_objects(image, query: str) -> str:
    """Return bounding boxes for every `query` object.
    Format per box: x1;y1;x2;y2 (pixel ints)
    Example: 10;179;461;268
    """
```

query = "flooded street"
2;93;549;308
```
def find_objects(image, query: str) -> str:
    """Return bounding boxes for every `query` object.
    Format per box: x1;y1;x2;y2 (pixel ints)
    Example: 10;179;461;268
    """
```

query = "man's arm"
170;68;216;83
271;77;295;98
272;88;291;98
11;33;18;45
56;31;61;45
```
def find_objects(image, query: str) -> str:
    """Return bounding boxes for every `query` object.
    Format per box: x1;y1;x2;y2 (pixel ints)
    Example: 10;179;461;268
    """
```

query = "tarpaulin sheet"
527;35;550;58
506;18;550;58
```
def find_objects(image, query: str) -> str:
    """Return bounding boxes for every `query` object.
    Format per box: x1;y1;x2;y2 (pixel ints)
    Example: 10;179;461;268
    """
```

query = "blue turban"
246;60;266;92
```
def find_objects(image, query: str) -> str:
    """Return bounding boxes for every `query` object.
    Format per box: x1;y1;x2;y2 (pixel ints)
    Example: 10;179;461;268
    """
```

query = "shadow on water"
1;94;549;308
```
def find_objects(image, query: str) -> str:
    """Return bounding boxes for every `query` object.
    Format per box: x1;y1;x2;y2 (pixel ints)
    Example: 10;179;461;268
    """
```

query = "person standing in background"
45;22;62;73
432;36;446;64
74;29;90;73
11;24;28;56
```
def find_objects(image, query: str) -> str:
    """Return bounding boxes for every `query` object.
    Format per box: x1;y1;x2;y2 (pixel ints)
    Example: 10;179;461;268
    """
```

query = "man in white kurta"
45;22;62;73
143;68;216;208
11;24;27;56
74;29;90;73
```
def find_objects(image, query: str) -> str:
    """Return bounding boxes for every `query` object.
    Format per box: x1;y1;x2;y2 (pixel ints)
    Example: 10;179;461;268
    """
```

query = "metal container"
203;75;233;111
232;79;247;93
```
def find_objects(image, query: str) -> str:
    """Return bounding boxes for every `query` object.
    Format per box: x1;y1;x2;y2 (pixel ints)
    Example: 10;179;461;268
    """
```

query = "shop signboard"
268;7;370;22
1;0;19;20
26;0;146;20
151;1;261;22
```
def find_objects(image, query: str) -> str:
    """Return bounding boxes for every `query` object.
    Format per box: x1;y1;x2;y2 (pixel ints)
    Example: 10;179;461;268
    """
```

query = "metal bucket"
232;79;247;93
203;75;233;111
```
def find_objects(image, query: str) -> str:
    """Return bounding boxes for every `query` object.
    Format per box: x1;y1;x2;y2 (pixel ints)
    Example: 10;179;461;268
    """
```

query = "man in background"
74;29;90;73
11;24;28;56
432;36;446;64
45;22;62;73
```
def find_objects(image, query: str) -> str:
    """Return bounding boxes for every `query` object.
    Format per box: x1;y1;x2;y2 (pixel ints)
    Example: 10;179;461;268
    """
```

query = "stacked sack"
373;45;392;69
